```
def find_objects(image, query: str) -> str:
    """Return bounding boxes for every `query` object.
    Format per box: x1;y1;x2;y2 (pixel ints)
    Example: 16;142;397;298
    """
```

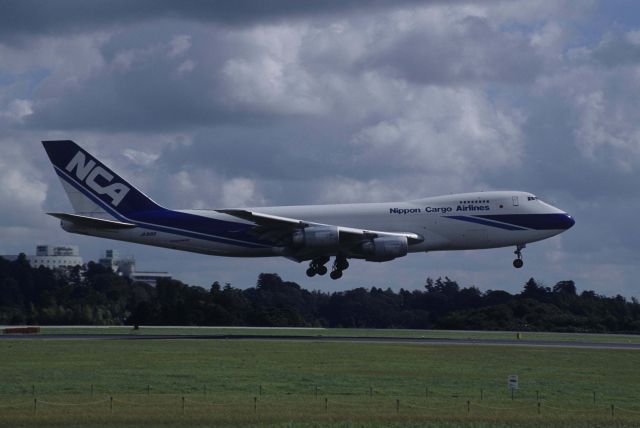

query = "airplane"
42;140;575;280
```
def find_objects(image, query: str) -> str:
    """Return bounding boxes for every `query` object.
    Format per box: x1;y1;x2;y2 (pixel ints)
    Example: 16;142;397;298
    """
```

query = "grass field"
8;325;640;344
0;336;639;427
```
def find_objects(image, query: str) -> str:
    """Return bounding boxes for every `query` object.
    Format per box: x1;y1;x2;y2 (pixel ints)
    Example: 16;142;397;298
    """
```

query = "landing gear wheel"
329;255;349;280
307;257;329;277
334;255;349;271
512;244;525;269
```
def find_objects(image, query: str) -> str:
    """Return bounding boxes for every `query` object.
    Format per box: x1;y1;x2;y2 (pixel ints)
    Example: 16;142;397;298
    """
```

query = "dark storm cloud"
22;4;530;134
24;24;266;131
0;0;439;41
28;66;246;132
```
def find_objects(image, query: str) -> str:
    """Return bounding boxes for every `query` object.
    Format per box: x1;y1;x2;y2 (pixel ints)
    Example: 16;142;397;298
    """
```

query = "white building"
1;246;171;286
99;249;123;272
99;249;171;286
1;245;84;269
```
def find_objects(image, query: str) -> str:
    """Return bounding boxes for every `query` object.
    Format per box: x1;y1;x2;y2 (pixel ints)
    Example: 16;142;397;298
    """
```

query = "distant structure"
1;246;171;286
99;249;171;286
1;245;83;269
99;249;128;273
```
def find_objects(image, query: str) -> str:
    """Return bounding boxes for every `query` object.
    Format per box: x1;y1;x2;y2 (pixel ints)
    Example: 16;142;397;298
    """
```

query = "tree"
0;254;638;333
553;280;577;296
521;278;549;299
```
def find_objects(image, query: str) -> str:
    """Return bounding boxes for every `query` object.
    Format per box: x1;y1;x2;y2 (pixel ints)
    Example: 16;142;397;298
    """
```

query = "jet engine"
292;226;340;249
360;236;408;261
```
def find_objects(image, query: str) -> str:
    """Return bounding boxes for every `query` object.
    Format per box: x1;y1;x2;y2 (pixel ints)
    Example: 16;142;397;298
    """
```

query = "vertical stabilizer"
42;140;162;220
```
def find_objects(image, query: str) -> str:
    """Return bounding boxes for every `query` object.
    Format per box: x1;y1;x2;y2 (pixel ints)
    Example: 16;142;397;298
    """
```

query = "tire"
317;266;328;276
306;268;316;277
513;259;524;269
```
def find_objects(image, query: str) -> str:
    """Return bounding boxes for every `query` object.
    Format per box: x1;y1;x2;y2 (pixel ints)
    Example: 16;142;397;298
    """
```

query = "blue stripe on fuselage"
475;214;573;230
446;214;573;231
54;168;271;249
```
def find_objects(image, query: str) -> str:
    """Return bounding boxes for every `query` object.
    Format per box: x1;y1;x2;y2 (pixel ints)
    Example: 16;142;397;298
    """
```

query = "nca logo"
65;151;130;207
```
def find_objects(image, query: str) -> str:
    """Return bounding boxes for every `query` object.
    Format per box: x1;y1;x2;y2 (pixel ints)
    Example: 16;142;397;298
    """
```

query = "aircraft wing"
216;209;423;243
216;209;309;228
47;212;137;229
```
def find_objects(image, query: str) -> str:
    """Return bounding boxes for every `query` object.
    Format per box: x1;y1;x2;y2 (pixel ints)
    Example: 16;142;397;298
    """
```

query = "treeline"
1;254;639;333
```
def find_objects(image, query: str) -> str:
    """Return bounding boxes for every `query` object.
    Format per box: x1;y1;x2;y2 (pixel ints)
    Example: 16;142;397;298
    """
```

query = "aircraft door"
512;196;519;207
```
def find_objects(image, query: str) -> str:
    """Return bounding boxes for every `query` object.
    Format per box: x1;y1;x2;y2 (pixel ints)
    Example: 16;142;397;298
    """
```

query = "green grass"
14;325;640;344
0;339;639;426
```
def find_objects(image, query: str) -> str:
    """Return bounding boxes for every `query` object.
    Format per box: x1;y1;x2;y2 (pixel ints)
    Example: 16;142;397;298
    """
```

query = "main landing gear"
330;255;349;280
306;256;350;279
513;244;525;269
306;257;329;277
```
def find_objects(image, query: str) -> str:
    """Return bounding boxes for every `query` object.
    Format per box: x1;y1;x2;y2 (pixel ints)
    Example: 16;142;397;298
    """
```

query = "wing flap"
337;226;423;243
47;212;137;229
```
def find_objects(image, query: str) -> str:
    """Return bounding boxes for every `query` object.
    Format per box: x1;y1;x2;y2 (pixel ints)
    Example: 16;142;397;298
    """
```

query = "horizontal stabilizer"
47;212;137;229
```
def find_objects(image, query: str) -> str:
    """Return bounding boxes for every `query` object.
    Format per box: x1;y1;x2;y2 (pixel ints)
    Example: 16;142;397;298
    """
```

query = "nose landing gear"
513;244;525;268
306;257;330;277
330;255;349;280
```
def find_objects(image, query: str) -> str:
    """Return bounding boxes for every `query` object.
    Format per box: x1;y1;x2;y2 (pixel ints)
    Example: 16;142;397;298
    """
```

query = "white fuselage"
44;140;576;276
62;190;572;260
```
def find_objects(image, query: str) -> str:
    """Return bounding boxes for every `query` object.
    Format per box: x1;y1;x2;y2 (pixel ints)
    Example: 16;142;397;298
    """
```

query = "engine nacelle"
360;236;408;261
292;226;340;249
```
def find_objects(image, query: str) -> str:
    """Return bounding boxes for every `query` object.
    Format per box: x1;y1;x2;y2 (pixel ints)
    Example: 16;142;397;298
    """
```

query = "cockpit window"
527;196;537;201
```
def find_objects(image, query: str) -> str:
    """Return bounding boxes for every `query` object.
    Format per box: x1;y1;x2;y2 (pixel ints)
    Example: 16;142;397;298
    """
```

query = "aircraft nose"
561;213;575;230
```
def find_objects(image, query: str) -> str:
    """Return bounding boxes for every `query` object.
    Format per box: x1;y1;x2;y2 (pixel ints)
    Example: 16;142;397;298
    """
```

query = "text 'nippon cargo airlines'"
42;140;575;280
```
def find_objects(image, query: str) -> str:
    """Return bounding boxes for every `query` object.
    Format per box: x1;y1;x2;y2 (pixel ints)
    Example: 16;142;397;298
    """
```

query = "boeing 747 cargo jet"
42;140;575;279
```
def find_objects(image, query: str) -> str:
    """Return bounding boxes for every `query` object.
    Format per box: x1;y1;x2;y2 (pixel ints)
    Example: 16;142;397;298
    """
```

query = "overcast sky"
1;0;639;296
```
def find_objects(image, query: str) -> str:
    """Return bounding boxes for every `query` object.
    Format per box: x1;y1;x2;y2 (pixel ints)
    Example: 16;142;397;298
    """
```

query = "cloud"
177;59;196;74
0;141;48;227
222;178;264;207
123;148;159;167
574;90;640;171
167;34;191;58
24;30;223;131
363;14;544;85
0;0;430;41
352;87;524;179
592;31;640;68
220;25;328;115
1;99;33;122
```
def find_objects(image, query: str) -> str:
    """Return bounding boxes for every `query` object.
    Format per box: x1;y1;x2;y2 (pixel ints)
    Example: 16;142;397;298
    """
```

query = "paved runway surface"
0;333;639;349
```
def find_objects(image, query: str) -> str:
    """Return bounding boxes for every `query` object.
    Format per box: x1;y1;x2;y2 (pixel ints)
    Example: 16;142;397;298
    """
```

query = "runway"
1;333;639;350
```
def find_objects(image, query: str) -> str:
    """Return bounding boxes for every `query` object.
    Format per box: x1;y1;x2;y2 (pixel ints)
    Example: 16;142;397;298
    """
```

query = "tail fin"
42;140;162;220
